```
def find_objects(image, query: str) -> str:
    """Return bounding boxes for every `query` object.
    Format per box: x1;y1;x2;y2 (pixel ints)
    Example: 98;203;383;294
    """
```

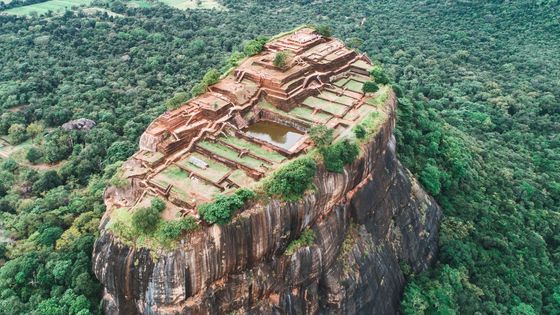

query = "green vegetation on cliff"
0;1;558;314
131;198;165;234
109;205;200;250
264;157;317;201
309;125;360;173
198;188;255;224
285;228;315;256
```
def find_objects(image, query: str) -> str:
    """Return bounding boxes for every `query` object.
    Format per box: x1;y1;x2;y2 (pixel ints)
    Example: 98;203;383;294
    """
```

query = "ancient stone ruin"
111;27;380;217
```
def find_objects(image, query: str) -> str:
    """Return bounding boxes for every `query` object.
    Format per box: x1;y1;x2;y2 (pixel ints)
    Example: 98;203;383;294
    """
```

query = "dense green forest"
0;0;558;314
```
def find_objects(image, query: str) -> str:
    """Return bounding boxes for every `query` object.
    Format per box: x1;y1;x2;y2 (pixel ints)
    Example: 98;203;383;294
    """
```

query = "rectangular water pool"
244;120;304;151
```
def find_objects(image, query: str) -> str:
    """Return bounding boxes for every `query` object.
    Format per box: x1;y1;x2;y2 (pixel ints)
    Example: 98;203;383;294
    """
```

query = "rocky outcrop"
62;118;96;131
92;95;441;314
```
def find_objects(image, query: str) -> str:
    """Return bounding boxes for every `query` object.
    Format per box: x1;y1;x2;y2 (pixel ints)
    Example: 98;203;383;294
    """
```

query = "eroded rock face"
92;97;441;314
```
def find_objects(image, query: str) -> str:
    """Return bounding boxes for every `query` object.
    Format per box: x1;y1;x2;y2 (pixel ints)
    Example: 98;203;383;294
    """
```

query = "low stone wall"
258;109;309;132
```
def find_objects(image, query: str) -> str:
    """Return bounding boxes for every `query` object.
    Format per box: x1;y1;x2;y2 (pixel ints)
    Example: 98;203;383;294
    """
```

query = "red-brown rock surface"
92;94;441;314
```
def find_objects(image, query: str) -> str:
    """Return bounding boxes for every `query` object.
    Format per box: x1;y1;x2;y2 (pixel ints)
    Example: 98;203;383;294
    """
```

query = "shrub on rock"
132;198;165;234
273;51;288;68
264;157;317;201
362;81;379;93
157;216;199;241
314;24;332;37
243;36;268;56
322;139;359;173
198;188;255;225
370;66;390;85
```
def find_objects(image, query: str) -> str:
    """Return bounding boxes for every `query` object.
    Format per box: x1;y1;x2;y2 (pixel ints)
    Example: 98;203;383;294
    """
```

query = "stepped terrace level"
109;27;390;220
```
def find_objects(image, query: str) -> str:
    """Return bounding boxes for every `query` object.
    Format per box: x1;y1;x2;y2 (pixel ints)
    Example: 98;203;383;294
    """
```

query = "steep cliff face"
93;96;441;314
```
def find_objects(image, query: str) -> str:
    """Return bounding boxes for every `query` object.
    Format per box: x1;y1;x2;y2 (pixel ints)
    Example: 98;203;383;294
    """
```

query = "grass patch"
228;169;255;187
152;164;220;201
257;100;331;125
333;78;349;87
108;207;200;250
365;85;390;107
170;186;189;201
158;164;189;181
108;163;129;188
197;140;265;170
344;79;364;93
257;101;310;124
303;96;347;116
285;228;315;255
343;104;376;123
290;106;332;124
0;137;38;167
222;136;286;163
319;90;355;106
3;0;94;16
127;0;152;8
352;60;373;72
136;150;164;165
177;153;231;183
353;111;385;142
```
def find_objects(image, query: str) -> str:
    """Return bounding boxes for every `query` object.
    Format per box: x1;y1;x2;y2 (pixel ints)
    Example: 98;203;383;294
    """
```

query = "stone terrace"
112;27;384;218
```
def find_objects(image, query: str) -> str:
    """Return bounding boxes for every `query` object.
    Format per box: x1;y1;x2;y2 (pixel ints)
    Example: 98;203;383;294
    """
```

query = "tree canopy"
0;1;558;314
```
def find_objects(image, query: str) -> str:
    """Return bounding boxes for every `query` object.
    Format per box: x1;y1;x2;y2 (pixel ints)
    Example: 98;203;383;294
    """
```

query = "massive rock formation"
93;93;441;314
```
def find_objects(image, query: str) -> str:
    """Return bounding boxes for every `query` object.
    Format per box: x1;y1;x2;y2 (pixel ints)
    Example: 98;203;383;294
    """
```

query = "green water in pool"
245;121;304;151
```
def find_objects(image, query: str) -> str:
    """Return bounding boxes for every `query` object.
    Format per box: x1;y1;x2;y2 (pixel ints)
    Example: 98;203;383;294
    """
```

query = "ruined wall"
92;95;441;314
258;109;309;132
